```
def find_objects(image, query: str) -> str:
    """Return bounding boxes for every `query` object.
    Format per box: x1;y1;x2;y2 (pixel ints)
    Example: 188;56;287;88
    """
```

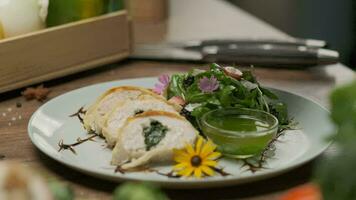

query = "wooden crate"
0;11;130;93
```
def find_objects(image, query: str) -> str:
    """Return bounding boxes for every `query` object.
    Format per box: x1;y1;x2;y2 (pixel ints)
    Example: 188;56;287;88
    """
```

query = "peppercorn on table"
0;0;354;199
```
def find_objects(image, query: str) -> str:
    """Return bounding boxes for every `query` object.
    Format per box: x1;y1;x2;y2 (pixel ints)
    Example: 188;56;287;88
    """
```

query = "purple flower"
199;76;219;93
153;74;170;94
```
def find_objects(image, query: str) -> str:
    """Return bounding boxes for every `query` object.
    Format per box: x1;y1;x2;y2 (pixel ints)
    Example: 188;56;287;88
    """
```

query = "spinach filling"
143;120;169;151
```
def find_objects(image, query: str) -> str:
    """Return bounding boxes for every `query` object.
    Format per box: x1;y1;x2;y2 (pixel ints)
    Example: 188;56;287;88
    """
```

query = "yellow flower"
173;137;221;178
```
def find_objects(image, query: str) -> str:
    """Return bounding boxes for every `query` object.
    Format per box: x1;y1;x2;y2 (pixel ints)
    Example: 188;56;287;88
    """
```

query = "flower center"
191;155;202;167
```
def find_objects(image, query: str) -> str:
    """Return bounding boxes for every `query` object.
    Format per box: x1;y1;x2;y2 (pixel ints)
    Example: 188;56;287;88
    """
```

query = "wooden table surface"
0;0;355;199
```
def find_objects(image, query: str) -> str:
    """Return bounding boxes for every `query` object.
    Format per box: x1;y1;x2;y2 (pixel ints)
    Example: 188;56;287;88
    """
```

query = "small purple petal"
153;83;165;94
209;77;219;91
199;76;219;93
158;74;170;85
153;74;170;94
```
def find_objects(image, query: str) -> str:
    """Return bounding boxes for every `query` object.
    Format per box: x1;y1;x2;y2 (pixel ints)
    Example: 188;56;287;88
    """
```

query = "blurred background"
229;0;356;69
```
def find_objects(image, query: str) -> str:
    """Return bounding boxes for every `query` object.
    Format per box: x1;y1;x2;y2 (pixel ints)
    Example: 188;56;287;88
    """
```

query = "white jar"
0;0;47;38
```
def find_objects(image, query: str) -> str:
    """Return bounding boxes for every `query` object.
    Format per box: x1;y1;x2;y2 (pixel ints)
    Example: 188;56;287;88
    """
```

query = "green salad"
156;63;290;131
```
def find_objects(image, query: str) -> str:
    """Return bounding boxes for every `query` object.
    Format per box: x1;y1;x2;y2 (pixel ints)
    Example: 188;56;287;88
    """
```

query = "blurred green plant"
314;80;356;200
48;181;74;200
315;143;356;200
329;81;356;143
113;182;169;200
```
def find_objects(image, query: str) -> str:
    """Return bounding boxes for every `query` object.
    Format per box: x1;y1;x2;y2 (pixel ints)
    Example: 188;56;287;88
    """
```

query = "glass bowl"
200;108;279;158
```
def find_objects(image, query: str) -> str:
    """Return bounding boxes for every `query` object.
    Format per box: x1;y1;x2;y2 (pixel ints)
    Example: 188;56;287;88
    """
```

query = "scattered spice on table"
16;102;22;108
22;85;51;101
2;104;24;126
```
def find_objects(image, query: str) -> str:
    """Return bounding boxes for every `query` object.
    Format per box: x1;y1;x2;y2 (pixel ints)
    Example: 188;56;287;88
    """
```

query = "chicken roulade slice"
102;96;179;147
83;86;180;135
111;111;198;169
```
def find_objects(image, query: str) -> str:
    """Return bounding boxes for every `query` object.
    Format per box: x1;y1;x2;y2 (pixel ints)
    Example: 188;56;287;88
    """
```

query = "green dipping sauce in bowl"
200;108;279;158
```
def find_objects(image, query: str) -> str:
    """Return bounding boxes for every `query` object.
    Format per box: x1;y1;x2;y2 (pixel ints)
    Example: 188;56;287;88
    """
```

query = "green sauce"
201;109;277;158
206;114;270;133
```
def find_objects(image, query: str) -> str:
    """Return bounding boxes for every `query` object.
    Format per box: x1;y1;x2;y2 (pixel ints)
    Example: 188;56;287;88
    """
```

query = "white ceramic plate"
28;77;333;188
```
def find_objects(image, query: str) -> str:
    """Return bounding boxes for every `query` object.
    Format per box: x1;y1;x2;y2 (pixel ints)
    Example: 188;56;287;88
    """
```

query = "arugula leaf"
269;102;289;125
219;85;235;107
167;74;186;99
191;105;211;118
260;87;279;100
187;92;213;103
242;70;257;83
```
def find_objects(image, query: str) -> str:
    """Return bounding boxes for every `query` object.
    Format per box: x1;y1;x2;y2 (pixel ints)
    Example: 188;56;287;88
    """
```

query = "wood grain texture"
0;61;351;200
0;11;130;94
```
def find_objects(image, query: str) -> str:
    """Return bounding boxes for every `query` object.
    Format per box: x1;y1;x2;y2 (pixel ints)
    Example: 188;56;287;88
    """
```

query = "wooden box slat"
0;11;130;93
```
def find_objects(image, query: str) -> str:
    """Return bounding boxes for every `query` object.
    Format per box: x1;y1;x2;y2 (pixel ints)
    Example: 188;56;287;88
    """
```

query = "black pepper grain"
16;102;22;108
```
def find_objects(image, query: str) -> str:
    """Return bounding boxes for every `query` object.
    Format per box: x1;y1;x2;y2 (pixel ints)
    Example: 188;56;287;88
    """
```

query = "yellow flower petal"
179;167;194;177
201;166;215;176
201;140;217;158
173;162;190;170
194;168;202;178
174;156;190;163
173;148;187;156
177;168;186;175
206;152;221;160
177;170;185;176
202;160;217;167
173;150;191;163
185;143;196;155
195;137;204;154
